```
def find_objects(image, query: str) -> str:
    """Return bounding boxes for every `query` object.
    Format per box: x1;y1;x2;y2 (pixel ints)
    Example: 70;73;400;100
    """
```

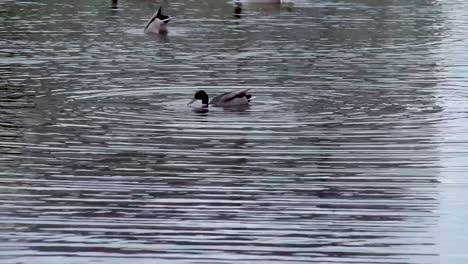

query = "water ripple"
1;0;467;263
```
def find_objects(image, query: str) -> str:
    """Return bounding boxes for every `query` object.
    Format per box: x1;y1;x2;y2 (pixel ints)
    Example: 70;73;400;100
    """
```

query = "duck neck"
201;97;209;107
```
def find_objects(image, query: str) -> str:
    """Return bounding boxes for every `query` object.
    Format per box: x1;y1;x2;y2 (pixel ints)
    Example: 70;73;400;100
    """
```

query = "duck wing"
210;89;252;106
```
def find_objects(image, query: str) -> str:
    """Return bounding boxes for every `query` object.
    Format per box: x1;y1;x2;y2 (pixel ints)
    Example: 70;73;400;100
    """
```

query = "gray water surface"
1;0;468;263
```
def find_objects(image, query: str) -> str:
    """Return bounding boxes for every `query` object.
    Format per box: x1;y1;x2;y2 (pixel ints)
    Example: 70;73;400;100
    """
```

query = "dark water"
1;0;467;263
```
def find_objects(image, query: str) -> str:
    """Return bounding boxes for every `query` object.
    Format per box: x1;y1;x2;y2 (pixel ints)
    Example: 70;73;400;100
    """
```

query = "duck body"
210;90;253;107
144;1;171;34
188;89;253;108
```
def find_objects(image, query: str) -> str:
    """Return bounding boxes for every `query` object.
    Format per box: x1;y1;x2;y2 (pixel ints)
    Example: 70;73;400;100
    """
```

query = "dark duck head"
188;90;209;107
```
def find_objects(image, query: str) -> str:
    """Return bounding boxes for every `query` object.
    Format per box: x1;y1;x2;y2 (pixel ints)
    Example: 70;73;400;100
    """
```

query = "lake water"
1;0;468;263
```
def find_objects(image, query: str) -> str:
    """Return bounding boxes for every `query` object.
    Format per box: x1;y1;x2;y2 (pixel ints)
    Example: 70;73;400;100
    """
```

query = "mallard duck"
144;0;171;34
187;89;253;108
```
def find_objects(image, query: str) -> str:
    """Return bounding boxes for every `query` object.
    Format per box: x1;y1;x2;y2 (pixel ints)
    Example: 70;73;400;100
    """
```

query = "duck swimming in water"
187;89;253;108
144;0;171;34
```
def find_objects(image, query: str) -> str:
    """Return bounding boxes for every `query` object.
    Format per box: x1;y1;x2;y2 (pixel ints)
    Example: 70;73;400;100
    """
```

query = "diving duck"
144;0;171;34
187;89;253;108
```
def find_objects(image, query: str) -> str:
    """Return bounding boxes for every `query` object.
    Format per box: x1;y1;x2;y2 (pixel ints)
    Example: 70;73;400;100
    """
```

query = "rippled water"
1;0;468;263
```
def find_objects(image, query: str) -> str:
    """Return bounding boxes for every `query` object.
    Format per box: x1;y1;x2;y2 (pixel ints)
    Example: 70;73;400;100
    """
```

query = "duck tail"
242;89;253;102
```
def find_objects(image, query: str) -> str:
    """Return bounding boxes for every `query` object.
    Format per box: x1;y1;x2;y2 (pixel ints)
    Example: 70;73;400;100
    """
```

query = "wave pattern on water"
1;0;466;263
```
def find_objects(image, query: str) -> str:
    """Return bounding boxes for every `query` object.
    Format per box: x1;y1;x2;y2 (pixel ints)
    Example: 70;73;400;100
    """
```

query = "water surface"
1;0;468;263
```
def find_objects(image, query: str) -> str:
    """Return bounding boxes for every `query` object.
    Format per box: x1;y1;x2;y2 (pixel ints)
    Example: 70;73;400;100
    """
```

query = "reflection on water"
0;0;467;263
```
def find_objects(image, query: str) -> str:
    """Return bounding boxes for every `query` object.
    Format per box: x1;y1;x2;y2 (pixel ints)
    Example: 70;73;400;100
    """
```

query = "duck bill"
187;97;196;105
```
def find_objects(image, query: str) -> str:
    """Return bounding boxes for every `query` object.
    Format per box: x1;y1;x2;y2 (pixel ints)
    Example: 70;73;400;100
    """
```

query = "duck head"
188;90;209;107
